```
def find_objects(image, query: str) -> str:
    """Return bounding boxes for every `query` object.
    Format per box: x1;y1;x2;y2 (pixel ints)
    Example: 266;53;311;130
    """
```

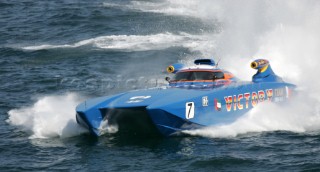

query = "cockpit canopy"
171;70;226;82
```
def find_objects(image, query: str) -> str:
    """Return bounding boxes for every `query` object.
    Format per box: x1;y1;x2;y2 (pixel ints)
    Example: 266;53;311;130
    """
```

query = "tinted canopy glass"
172;71;224;81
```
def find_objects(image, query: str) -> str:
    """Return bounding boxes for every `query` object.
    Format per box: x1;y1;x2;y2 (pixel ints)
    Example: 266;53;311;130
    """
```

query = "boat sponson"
146;108;203;136
93;107;202;137
99;107;161;136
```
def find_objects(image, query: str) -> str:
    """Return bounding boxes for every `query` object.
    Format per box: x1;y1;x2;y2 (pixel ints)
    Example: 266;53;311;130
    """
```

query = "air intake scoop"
251;59;283;82
194;59;215;66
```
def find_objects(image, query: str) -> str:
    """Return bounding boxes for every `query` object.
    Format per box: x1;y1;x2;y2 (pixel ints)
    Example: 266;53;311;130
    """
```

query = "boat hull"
76;82;295;137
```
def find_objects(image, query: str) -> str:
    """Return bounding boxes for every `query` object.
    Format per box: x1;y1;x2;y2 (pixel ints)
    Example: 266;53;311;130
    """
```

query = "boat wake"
103;0;209;18
6;93;87;139
21;32;213;52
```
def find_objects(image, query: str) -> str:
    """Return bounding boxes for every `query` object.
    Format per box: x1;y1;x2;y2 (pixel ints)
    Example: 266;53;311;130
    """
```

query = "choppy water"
2;0;320;171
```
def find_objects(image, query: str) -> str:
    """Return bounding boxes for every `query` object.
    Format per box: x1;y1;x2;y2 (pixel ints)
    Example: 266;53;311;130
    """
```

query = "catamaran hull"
76;82;295;137
76;107;201;136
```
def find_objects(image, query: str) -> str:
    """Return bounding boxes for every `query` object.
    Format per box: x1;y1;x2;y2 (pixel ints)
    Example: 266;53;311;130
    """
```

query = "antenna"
215;57;221;68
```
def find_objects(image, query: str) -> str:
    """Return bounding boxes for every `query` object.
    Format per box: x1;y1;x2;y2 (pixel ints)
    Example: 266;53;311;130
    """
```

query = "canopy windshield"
172;71;224;81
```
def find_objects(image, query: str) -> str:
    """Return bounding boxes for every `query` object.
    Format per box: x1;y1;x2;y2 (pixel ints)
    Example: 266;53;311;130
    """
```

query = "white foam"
130;0;200;17
98;119;118;136
7;93;87;139
103;0;206;18
22;32;212;52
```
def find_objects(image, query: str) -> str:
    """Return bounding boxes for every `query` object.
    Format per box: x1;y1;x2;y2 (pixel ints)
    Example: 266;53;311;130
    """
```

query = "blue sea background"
1;0;320;171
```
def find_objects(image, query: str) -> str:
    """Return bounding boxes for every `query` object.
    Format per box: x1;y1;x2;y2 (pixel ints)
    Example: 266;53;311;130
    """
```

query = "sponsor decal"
237;94;244;110
251;92;258;107
285;86;291;98
257;59;268;65
266;89;273;101
126;96;151;103
224;89;274;112
274;88;286;102
224;96;232;112
214;98;222;111
186;102;195;119
202;96;208;106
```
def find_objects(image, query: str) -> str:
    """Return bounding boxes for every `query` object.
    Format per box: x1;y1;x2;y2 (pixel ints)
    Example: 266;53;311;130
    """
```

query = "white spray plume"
7;93;87;139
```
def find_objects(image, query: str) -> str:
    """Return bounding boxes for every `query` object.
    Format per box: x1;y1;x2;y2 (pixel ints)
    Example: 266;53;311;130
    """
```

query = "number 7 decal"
186;102;195;119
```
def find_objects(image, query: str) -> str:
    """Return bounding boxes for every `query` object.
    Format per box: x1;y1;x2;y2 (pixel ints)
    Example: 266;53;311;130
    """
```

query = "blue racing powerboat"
76;59;295;137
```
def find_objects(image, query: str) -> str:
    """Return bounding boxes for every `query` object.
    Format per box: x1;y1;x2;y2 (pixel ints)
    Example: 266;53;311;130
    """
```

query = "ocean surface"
1;0;320;171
